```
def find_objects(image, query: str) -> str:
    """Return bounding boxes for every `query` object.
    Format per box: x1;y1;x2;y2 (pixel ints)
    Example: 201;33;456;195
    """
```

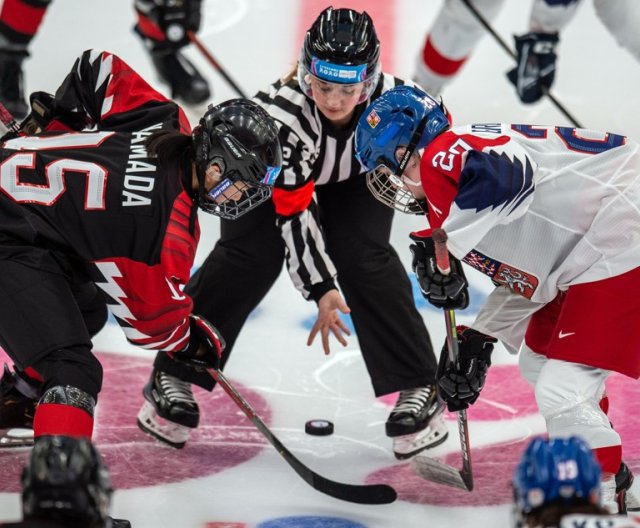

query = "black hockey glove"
506;32;559;104
136;0;203;49
16;92;90;136
437;326;497;412
171;315;225;371
410;234;469;310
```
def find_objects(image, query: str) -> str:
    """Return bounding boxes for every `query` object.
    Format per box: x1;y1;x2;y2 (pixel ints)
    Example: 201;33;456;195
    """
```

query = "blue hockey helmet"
354;85;450;214
513;436;601;518
355;85;449;174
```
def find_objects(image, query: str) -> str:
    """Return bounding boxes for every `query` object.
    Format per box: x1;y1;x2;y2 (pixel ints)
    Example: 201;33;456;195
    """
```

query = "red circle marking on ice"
0;351;271;492
372;365;640;507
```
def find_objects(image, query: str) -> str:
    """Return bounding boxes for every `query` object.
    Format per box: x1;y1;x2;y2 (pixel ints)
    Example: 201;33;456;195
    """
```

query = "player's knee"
518;344;543;387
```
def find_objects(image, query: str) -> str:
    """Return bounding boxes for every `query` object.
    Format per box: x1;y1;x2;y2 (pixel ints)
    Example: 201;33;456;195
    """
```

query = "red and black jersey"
0;49;198;353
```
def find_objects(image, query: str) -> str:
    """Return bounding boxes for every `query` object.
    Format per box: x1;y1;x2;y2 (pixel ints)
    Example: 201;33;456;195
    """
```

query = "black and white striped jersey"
254;73;414;300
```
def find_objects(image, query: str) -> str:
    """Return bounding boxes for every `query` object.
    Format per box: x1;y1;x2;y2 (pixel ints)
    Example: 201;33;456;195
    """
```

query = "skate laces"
157;372;196;407
391;386;434;417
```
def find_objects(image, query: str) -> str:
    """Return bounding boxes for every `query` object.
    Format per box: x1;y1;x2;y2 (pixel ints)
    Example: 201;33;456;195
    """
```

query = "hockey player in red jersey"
355;85;640;513
413;0;640;103
0;47;281;452
0;0;210;121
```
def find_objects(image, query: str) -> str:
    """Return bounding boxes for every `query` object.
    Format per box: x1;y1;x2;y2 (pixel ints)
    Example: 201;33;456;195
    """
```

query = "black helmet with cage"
298;6;381;104
21;436;113;526
191;99;282;219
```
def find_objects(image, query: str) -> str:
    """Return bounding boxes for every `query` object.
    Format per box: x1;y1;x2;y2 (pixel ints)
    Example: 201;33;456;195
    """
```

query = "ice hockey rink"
1;0;640;526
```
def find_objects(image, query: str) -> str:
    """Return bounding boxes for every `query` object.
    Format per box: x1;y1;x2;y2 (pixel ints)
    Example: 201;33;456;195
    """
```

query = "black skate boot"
150;49;210;105
386;385;448;459
616;461;640;512
0;363;38;447
0;49;29;121
137;368;199;448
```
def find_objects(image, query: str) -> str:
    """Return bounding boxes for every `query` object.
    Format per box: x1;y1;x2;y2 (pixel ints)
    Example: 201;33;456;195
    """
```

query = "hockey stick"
459;0;584;128
0;101;21;134
411;228;474;491
206;367;397;505
187;31;249;99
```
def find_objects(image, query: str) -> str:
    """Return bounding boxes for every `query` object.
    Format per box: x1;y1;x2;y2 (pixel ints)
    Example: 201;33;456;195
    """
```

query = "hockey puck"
305;419;334;436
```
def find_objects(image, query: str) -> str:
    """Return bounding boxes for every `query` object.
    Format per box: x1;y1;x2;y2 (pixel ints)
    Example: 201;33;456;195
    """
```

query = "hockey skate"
0;49;29;121
137;368;199;449
150;49;210;106
616;461;640;512
386;385;449;460
0;364;37;448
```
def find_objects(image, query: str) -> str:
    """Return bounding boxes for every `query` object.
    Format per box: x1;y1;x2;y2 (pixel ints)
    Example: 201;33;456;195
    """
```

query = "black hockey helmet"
21;435;112;526
192;99;282;219
298;6;381;103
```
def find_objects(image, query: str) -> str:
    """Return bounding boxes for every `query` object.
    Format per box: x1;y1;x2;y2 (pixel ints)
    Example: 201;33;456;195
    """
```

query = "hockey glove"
506;32;559;104
410;234;469;310
136;0;203;49
17;92;90;135
437;326;497;412
171;315;225;371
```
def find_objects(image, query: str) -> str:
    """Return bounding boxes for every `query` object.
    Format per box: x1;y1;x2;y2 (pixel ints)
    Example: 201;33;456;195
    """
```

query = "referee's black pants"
169;175;437;396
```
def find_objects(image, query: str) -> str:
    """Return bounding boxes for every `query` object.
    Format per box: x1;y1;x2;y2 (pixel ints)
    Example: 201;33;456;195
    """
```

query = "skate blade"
137;401;190;449
0;428;34;448
393;416;449;460
625;489;640;511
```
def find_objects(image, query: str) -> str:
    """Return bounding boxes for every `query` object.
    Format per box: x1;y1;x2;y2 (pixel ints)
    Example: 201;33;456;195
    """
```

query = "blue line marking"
257;516;367;528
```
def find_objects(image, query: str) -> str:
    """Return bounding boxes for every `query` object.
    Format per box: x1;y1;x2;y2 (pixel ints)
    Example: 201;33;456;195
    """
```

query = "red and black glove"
437;326;497;412
171;315;225;371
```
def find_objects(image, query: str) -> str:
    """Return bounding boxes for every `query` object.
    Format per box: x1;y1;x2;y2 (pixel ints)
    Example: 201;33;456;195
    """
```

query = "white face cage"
365;165;425;215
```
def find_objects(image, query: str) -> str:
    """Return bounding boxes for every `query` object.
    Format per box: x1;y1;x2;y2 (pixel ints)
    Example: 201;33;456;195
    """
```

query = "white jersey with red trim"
417;123;640;342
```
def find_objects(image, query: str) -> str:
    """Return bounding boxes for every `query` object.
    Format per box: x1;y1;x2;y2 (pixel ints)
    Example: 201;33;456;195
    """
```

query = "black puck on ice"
305;419;334;436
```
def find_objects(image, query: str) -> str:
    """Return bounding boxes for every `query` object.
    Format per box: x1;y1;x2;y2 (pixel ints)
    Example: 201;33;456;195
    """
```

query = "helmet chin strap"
396;115;428;178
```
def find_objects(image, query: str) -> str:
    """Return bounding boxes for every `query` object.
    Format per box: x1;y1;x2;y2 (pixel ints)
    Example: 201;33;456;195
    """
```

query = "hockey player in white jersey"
354;85;640;512
413;0;640;103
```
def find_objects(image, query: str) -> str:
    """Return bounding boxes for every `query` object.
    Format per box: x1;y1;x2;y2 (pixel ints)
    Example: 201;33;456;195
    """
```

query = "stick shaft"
430;228;473;489
206;367;397;504
188;31;248;99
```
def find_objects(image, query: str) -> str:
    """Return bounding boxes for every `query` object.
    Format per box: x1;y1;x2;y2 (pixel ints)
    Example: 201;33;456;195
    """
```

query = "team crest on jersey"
463;250;538;299
366;109;381;128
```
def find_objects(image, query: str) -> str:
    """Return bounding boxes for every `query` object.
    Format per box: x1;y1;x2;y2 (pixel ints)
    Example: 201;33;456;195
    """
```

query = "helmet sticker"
207;178;233;200
310;56;367;84
262;165;281;185
222;135;243;159
366;109;381;128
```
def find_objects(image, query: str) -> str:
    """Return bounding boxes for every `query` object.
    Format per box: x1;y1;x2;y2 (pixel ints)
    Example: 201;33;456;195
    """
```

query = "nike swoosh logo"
558;331;575;339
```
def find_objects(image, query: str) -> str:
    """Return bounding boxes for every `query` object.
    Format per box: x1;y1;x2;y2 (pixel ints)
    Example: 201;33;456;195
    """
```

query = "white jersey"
560;513;640;528
418;123;640;347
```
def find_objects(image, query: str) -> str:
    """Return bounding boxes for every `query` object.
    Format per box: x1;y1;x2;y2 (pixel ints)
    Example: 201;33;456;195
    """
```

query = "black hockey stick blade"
207;368;397;505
